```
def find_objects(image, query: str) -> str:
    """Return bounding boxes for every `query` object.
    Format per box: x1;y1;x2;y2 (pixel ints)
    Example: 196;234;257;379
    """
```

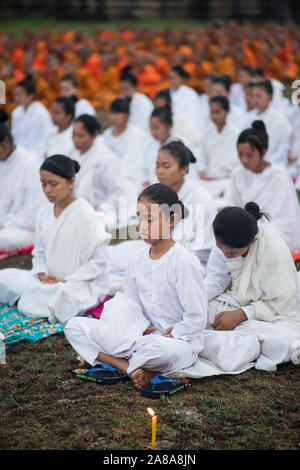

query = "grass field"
0;251;299;451
0;14;204;34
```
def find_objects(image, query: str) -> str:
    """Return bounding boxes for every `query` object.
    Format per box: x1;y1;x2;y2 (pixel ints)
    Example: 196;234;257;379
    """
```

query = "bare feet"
129;368;155;391
78;359;91;368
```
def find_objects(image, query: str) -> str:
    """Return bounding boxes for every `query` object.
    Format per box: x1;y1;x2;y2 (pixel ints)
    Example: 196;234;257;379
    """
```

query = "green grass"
0;13;204;35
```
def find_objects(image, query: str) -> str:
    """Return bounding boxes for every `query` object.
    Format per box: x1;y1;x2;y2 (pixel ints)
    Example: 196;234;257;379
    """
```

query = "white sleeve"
241;305;255;320
171;255;207;343
266;140;289;167
204;244;232;300
229;172;244;207
64;242;109;282
31;211;48;276
93;160;129;209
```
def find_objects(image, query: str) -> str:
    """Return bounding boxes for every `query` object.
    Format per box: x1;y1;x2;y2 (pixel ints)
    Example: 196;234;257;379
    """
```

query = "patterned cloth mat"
0;303;64;348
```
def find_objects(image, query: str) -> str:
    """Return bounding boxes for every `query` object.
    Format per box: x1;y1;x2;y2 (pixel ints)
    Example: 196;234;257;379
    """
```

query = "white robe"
230;163;300;251
65;242;207;375
70;140;136;230
107;178;217;274
288;109;300;177
46;125;74;159
0;146;45;251
197;121;239;178
170;85;202;130
128;92;154;134
13;198;111;323
183;225;300;375
230;83;247;111
101;124;150;193
245;106;292;166
11;102;53;161
74;99;96;118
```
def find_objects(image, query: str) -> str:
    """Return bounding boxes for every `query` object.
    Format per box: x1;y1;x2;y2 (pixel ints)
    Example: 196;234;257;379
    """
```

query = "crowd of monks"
1;21;300;115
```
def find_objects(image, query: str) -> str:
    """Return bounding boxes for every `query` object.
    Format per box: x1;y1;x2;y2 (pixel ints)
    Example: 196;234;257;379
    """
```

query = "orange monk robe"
84;53;102;82
189;60;213;93
120;30;134;42
138;64;162;99
77;68;99;108
35;77;55;110
61;31;75;43
242;46;257;68
95;66;120;110
32;42;48;73
214;56;236;80
9;46;25;72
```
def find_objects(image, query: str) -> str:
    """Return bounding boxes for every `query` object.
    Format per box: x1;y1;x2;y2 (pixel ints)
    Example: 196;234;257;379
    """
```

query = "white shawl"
46;198;107;279
219;225;300;326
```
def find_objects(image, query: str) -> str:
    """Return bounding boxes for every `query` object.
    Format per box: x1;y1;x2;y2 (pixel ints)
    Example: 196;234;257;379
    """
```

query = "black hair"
138;183;188;220
41;154;80;180
74;114;101;134
120;72;138;87
254;68;265;78
171;66;190;79
251;79;273;96
53;96;75;120
213;202;270;248
240;65;254;76
110;97;131;113
155;89;171;106
209;95;230;112
237;120;268;155
160;140;197;168
60;73;79;88
0;110;12;143
212;75;232;92
16;75;35;96
151;107;173;127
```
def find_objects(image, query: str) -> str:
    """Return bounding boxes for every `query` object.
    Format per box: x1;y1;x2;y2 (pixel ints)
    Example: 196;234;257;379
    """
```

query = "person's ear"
261;149;267;158
170;212;179;228
250;236;258;245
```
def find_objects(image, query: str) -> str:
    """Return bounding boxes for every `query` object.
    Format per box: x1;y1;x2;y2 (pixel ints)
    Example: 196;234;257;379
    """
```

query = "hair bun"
244;201;261;220
72;159;80;173
252;120;266;132
0;109;8;124
70;94;78;104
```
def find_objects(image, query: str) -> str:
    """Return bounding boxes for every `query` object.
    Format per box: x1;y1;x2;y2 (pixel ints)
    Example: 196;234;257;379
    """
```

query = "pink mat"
0;245;34;260
83;296;113;319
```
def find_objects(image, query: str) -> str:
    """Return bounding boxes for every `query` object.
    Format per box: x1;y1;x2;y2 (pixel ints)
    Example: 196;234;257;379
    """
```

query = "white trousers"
0;228;34;251
200;297;300;372
64;316;198;375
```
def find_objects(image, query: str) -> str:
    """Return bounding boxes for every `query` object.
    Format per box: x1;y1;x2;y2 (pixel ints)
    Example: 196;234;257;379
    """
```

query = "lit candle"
147;407;157;448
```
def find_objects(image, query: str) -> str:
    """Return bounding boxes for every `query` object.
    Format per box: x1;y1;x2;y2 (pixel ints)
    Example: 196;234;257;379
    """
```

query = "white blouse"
124;242;207;352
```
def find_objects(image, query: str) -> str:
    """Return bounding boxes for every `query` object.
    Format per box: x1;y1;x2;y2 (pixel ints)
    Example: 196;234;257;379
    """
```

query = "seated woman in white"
201;203;300;372
230;66;254;111
107;141;217;272
210;75;247;131
65;183;207;392
287;103;300;178
11;76;53;161
142;107;184;186
101;97;150;194
69;114;136;231
119;72;153;135
0;110;44;251
230;120;300;252
59;73;96;118
153;89;202;160
169;66;203;131
46;97;75;159
247;80;292;167
198;96;239;201
0;155;112;324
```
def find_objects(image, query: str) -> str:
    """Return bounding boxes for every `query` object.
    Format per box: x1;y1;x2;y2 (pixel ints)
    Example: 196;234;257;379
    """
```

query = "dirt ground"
0;251;299;450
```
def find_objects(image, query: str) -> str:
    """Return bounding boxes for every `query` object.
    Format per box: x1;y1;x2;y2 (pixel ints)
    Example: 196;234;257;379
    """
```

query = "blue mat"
0;304;65;348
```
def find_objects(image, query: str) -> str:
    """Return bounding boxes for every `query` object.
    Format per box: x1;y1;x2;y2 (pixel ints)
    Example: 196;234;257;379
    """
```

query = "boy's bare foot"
129;368;155;391
78;359;91;368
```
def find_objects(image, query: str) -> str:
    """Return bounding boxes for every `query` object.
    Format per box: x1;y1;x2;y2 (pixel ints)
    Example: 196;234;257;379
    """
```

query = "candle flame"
147;407;155;416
